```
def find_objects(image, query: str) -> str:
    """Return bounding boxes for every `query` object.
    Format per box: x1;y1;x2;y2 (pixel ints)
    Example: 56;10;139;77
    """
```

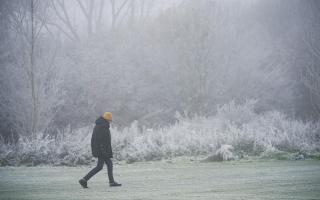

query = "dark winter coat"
91;117;113;158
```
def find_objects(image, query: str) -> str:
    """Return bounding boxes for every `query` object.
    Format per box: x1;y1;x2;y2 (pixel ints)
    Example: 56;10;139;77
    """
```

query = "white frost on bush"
202;144;236;162
1;100;320;166
215;145;236;161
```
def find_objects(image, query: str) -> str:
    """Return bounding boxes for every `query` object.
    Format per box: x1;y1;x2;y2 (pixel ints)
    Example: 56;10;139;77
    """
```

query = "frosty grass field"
0;159;319;200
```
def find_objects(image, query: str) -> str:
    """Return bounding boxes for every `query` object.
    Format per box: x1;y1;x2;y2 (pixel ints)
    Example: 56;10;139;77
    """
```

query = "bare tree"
21;0;46;137
30;0;37;137
303;62;320;115
95;0;105;33
50;0;80;41
110;0;129;29
8;0;63;138
301;1;320;117
76;0;95;37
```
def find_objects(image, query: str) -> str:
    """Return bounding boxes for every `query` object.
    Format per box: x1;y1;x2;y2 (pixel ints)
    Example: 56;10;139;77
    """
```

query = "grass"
0;160;320;200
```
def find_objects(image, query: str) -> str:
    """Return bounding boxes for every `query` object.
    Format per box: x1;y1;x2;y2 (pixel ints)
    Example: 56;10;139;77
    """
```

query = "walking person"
79;112;121;188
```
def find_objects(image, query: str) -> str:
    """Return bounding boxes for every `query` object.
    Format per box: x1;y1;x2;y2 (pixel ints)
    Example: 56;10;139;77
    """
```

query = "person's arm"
106;128;113;158
96;126;107;157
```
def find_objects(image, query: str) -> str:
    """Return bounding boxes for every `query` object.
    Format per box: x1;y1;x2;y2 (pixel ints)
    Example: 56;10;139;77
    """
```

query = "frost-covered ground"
1;160;320;200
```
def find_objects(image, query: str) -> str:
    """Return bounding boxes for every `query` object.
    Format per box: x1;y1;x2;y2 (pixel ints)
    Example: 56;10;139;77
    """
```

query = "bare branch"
76;0;95;36
110;0;129;29
50;0;80;40
96;0;105;32
76;0;89;18
45;21;74;41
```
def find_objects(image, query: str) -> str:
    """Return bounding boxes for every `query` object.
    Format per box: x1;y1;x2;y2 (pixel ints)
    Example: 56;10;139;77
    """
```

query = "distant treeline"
0;0;320;141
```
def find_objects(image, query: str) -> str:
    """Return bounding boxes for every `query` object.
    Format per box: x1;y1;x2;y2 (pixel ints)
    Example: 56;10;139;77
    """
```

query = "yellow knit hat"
103;112;112;121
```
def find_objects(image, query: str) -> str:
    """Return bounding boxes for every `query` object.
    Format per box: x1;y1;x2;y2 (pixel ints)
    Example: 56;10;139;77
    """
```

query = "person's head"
103;112;112;122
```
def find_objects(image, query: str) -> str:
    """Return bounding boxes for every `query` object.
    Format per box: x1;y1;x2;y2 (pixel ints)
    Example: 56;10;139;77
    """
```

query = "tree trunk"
30;0;37;138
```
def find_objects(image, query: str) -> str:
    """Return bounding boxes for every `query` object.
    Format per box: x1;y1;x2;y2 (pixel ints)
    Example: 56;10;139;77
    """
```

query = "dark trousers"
83;157;114;183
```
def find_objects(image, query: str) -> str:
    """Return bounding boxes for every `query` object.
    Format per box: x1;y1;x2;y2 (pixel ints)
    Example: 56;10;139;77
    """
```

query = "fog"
0;0;319;141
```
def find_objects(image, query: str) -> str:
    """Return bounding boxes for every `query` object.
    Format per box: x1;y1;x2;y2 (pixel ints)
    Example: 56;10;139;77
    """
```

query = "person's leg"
83;157;104;181
105;158;115;183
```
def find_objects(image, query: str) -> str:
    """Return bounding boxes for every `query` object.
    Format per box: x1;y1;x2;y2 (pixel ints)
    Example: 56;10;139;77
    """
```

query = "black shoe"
79;178;88;188
109;181;122;187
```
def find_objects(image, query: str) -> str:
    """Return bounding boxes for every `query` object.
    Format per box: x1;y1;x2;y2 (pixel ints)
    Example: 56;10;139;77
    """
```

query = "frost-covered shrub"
0;100;319;166
216;99;258;127
245;111;320;153
0;127;92;166
203;145;236;162
111;100;320;162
